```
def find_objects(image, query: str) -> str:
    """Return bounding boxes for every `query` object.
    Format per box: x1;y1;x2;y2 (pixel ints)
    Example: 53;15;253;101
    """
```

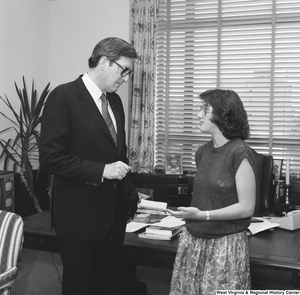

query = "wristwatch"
206;210;210;220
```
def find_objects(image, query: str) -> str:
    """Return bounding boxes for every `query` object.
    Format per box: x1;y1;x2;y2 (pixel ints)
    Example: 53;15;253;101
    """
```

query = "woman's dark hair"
199;89;250;140
88;37;138;68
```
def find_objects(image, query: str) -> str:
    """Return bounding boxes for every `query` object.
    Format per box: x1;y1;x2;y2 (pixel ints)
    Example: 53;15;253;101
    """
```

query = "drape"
129;0;159;173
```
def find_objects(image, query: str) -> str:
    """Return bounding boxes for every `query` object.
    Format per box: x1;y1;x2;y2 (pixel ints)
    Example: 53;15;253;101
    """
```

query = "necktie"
101;93;118;147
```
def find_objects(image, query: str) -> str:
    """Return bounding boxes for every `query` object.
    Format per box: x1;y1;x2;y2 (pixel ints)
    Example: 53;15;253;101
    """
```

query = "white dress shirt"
82;72;117;132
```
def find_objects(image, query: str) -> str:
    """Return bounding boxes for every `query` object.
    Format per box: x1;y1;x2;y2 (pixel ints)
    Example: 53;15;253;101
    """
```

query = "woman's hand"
166;207;202;220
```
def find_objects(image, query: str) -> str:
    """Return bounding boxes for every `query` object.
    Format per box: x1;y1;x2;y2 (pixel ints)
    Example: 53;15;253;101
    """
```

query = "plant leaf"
0;77;51;212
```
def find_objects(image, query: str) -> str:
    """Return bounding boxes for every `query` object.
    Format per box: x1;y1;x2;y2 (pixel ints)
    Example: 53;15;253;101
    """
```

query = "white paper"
125;222;148;233
248;218;280;235
150;216;185;228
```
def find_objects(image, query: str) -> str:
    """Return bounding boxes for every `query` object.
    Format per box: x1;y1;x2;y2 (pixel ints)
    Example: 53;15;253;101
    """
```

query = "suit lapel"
75;77;115;145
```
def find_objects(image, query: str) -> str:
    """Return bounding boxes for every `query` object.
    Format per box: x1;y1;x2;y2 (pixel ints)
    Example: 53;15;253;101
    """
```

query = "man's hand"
103;161;131;180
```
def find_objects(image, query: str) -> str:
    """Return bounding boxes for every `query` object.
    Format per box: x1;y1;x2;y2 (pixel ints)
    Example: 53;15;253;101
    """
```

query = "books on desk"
139;225;184;240
146;225;184;236
138;215;185;240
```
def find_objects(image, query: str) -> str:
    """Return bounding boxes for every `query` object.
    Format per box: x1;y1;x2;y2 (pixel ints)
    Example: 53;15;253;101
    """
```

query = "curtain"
129;0;159;173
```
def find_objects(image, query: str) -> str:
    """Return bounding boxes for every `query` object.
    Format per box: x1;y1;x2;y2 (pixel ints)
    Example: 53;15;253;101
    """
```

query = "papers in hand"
137;200;168;215
247;217;280;235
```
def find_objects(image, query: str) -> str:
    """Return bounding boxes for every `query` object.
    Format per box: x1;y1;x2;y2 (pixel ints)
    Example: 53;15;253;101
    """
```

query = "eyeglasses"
199;104;211;116
111;60;133;77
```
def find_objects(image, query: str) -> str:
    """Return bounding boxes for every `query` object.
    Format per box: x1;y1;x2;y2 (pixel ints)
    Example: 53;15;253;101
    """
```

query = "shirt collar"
82;72;104;104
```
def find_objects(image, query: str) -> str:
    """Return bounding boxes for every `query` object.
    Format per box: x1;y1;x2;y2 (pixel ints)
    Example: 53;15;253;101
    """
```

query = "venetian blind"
156;0;300;175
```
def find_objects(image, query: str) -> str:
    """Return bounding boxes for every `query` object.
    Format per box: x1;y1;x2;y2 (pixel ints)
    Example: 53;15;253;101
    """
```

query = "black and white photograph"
165;153;183;175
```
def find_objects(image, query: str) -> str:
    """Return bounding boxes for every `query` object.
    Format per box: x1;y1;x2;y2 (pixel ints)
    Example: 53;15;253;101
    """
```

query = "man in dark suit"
39;37;139;295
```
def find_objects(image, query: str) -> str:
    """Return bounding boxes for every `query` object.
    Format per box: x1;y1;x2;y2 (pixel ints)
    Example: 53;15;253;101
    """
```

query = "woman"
167;89;256;294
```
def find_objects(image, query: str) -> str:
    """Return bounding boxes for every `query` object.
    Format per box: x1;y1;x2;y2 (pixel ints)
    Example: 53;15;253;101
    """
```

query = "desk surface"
23;210;300;271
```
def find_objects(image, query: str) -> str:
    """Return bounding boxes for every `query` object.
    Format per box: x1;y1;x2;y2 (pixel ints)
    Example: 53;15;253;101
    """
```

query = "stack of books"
138;224;184;240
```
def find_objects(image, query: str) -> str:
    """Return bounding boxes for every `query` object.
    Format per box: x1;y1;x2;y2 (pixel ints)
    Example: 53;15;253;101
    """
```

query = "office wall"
0;0;131;169
0;0;50;143
49;0;131;110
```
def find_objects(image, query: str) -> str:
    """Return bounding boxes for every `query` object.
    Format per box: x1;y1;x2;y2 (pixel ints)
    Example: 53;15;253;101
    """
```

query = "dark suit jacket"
39;76;138;240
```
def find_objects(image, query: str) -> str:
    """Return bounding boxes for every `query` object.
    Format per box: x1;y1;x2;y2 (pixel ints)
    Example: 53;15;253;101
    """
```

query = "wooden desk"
23;211;300;289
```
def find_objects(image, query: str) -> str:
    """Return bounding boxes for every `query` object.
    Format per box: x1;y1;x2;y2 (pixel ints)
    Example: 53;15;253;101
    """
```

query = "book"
136;209;167;215
138;227;183;241
146;225;184;238
126;214;166;233
132;213;150;223
137;200;168;215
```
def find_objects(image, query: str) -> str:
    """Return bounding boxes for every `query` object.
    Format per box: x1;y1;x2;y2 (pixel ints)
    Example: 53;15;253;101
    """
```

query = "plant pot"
14;170;50;217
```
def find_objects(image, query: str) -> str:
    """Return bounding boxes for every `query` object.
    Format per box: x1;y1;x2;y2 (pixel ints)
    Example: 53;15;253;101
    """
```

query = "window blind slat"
156;0;300;174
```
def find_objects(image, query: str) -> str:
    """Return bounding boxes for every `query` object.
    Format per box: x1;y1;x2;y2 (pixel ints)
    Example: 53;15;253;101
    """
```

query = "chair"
0;211;24;295
252;149;274;216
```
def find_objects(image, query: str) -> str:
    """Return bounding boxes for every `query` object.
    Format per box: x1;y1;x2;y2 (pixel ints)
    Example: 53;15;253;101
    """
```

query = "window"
156;0;300;175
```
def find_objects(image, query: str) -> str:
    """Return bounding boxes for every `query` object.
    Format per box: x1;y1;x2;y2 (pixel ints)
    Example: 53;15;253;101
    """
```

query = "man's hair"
88;37;138;68
199;89;250;140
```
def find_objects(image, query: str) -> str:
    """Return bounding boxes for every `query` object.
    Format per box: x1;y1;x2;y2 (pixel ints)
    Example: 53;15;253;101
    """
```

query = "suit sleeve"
39;86;105;187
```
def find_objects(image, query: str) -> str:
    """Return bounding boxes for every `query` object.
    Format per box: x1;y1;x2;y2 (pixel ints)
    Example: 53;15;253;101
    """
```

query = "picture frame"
273;159;283;181
165;153;183;175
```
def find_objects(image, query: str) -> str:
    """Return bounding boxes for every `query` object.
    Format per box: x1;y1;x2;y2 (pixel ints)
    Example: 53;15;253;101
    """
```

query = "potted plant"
0;76;51;216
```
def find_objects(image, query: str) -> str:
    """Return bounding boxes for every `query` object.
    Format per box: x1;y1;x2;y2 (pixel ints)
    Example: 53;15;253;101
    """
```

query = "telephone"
287;210;300;217
269;210;300;230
